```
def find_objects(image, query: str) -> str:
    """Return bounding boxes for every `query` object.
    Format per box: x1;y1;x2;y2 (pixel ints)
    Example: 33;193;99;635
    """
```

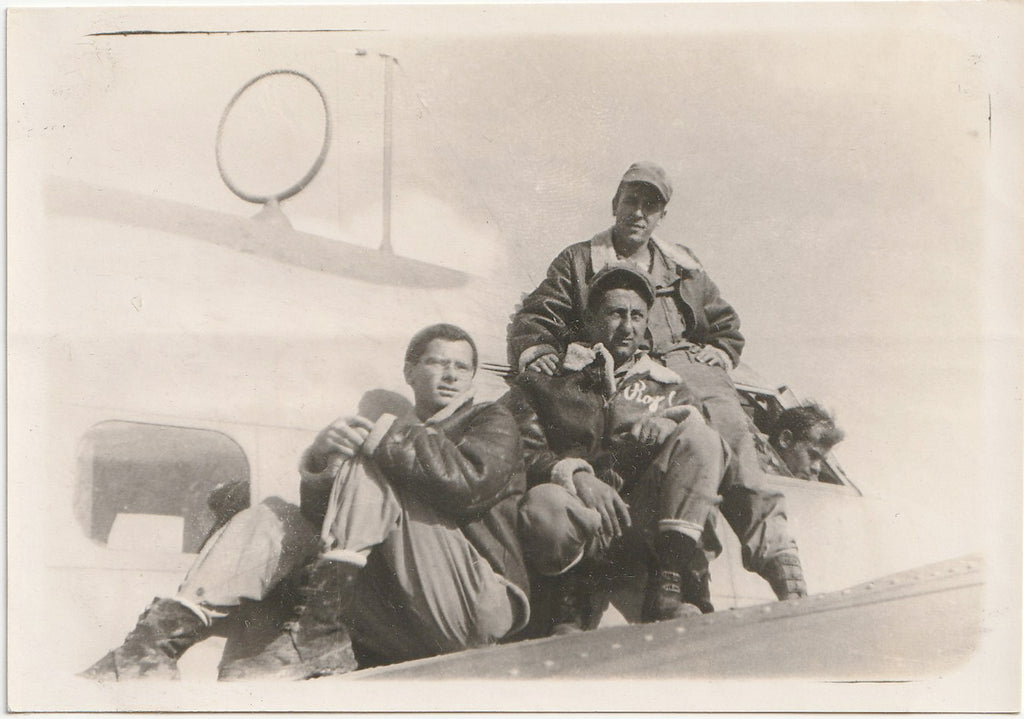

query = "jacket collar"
562;342;616;395
420;388;475;424
619;352;682;385
562;342;681;390
589;228;703;275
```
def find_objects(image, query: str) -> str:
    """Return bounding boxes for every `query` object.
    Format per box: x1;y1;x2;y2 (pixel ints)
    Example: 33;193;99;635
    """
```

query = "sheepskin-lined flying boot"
79;598;209;681
217;558;359;680
546;563;607;635
759;551;808;600
642;532;705;622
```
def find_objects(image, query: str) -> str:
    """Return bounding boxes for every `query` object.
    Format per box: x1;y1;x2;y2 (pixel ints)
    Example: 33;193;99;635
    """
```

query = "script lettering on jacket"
620;378;676;413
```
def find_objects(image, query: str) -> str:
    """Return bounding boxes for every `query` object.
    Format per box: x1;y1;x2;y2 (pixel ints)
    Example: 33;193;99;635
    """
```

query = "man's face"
612;182;667;250
586;288;649;366
776;426;831;481
404;338;475;416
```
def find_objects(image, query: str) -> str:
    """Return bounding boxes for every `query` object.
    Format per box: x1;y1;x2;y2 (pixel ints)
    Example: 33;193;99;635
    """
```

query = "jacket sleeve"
501;384;593;494
370;404;521;520
501;386;561;489
298;447;344;527
507;248;584;370
699;272;745;366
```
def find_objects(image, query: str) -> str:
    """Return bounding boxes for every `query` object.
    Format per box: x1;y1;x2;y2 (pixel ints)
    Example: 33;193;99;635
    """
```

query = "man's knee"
519;484;600;576
248;496;317;536
211;497;319;562
661;415;728;475
700;397;751;440
176;497;319;609
466;583;517;649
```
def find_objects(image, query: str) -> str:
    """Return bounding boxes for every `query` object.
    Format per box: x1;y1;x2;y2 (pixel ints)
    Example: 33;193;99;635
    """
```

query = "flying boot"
642;531;706;622
759;551;808;600
79;598;209;681
685;547;716;614
546;562;608;635
217;557;359;680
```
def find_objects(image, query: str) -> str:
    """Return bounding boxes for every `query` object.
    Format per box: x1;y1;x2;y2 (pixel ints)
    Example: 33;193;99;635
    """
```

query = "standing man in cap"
508;162;771;552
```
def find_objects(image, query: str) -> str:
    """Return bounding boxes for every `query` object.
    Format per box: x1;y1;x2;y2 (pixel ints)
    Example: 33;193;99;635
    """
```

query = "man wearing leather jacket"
506;265;806;635
81;324;529;680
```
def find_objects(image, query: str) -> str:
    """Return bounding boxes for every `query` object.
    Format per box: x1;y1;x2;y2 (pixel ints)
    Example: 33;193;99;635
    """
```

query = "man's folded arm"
501;386;569;487
508;249;579;369
371;404;521;518
700;273;744;366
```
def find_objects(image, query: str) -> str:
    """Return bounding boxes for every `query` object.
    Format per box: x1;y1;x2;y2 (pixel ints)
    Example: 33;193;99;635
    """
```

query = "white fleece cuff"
518;344;559;372
658;518;704;543
550;457;593;495
361;413;397;455
299;448;343;480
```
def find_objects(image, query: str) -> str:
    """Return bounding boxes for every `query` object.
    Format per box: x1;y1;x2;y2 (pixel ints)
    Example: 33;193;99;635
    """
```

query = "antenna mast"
381;54;395;254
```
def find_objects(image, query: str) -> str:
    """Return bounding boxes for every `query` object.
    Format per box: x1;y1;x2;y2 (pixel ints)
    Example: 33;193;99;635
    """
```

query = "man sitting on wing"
505;265;806;635
81;323;529;681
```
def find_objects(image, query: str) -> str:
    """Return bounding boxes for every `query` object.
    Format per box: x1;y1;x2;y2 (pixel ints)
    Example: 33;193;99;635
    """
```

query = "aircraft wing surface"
353;556;982;680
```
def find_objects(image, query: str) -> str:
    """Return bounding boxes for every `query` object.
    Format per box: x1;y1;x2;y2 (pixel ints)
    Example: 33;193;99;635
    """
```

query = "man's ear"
402;362;414;386
777;429;794;449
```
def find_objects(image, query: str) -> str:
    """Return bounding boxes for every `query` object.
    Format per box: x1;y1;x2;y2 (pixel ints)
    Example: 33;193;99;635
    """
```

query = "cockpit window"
75;421;250;553
738;391;844;485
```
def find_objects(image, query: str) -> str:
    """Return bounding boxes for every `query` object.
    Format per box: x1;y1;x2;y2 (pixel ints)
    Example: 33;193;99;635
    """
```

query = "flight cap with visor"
618;161;672;205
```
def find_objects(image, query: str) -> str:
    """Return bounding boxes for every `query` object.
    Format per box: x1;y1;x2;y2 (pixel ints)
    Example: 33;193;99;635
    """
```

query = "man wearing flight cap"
505;264;804;634
507;162;797;603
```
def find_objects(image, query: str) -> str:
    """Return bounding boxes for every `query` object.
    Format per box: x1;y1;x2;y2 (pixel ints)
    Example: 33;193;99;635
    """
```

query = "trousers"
661;346;762;485
177;458;526;666
518;411;796;585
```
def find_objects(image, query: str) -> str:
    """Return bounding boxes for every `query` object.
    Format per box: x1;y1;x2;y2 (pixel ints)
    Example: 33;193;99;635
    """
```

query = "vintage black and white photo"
7;3;1022;712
